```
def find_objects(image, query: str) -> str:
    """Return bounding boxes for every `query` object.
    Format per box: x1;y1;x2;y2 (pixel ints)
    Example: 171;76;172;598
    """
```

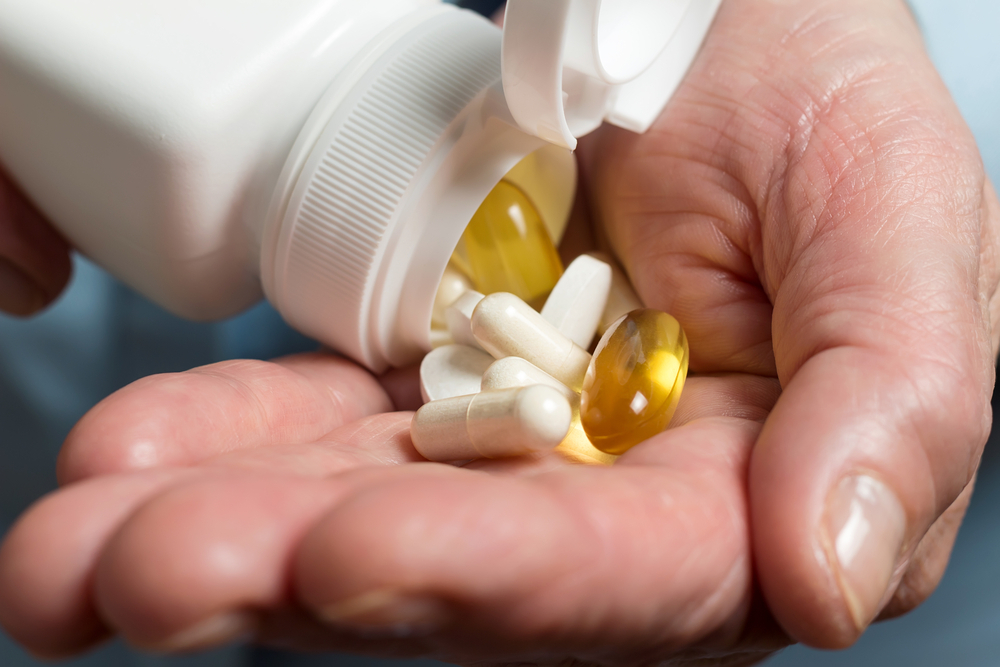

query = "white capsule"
471;292;592;391
432;263;475;328
481;356;575;401
481;357;617;466
429;326;453;349
446;290;485;350
541;255;612;349
587;252;644;335
411;385;572;461
420;344;495;403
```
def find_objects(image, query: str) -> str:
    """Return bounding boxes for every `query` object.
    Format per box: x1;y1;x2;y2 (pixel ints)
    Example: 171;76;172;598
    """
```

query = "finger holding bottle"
0;167;71;316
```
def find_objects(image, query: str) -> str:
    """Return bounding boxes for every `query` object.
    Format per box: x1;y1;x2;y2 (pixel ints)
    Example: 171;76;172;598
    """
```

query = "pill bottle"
0;0;721;371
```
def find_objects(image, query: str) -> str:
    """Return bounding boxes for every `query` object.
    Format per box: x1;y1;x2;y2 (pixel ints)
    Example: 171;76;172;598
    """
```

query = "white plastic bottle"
0;0;721;371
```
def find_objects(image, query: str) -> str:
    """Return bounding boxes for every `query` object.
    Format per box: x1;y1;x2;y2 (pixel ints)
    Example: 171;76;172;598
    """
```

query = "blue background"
1;0;998;664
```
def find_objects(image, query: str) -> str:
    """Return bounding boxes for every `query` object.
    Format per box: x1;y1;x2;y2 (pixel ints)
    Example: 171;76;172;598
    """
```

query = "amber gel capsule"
455;180;564;308
580;310;689;455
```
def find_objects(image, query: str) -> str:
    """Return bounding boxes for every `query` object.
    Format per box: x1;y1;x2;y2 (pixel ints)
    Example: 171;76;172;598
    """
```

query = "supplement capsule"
587;252;644;336
429;327;453;349
420;344;494;403
472;292;592;391
455;180;564;309
540;254;612;350
482;357;616;466
411;385;572;462
580;309;689;455
432;263;475;329
445;290;485;350
481;356;574;400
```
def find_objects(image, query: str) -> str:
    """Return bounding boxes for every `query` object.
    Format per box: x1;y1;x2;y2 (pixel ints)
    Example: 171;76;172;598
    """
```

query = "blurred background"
1;0;997;665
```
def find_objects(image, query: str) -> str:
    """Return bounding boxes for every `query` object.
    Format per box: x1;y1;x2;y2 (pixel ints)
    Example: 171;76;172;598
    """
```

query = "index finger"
0;167;72;315
58;352;394;483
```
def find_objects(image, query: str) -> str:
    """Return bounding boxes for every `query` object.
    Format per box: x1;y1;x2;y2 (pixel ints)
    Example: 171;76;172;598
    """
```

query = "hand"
0;167;72;315
2;0;998;664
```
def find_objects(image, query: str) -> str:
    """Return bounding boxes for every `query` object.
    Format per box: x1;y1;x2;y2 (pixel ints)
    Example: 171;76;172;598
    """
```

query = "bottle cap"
501;0;722;149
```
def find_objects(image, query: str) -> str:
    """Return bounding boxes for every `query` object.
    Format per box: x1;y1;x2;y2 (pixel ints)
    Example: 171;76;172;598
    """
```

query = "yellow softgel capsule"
455;180;563;309
580;309;689;455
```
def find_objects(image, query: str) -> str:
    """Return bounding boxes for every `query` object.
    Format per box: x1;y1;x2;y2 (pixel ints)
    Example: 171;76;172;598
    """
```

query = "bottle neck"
259;7;515;370
375;92;553;367
244;2;448;276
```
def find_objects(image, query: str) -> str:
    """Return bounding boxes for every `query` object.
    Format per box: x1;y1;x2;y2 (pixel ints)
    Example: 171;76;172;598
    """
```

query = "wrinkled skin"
1;0;998;665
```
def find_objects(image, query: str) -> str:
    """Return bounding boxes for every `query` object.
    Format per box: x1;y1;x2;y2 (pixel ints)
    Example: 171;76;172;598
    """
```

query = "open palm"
2;0;998;665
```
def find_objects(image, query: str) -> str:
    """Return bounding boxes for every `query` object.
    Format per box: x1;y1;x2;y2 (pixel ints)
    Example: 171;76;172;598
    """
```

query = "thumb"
0;167;72;316
750;63;999;657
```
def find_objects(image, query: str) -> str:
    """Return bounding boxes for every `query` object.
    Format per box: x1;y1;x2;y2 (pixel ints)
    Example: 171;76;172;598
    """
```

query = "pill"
455;180;564;309
420;344;495;403
541;254;612;349
481;356;574;399
580;309;689;455
430;326;453;349
411;385;572;461
471;292;592;391
432;263;475;328
587;252;644;335
482;357;616;466
445;290;485;350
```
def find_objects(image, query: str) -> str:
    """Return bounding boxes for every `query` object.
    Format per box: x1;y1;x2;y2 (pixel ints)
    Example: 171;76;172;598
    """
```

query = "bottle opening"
429;144;575;345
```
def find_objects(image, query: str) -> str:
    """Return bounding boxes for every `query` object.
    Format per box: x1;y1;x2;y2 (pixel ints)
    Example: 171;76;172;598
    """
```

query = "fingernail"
0;257;46;316
319;589;449;639
147;611;255;652
823;474;906;630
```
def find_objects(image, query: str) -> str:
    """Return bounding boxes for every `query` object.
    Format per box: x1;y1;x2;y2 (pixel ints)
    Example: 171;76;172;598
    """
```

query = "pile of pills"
415;250;690;465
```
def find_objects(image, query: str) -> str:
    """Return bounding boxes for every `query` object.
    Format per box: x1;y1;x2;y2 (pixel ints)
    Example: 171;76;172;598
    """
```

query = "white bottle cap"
501;0;722;149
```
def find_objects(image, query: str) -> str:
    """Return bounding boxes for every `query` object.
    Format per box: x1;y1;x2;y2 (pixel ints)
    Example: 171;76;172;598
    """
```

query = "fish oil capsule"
471;292;592;391
411;385;572;462
482;357;616;466
580;309;689;455
454;180;564;309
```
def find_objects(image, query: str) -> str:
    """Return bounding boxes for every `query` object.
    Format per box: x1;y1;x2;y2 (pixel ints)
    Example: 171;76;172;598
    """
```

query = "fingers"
5;405;769;662
93;473;345;651
0;167;72;315
58;352;394;483
0;470;184;657
294;420;759;663
0;411;418;657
